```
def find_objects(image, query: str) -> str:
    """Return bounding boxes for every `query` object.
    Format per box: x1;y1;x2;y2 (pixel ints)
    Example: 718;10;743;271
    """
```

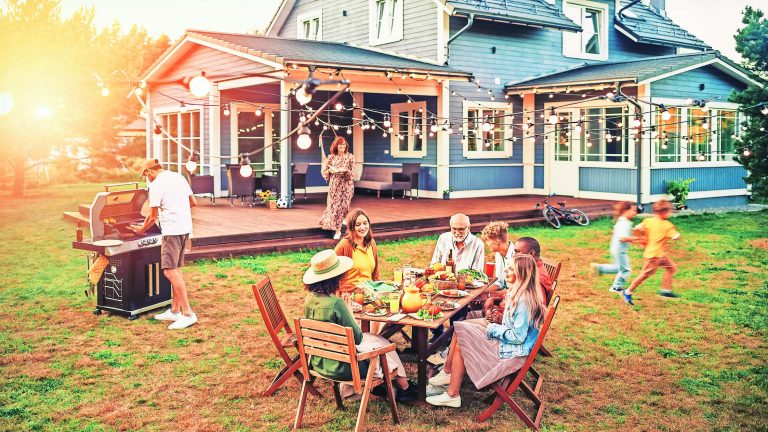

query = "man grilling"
130;158;198;329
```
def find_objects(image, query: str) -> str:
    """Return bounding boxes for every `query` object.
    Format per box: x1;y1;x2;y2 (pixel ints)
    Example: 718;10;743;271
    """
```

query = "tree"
0;0;169;196
731;6;768;198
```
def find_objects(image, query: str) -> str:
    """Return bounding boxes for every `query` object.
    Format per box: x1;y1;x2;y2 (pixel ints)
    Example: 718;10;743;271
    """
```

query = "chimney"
650;0;666;16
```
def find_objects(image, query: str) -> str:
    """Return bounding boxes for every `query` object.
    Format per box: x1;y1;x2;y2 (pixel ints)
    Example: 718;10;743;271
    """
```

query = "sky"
59;0;768;63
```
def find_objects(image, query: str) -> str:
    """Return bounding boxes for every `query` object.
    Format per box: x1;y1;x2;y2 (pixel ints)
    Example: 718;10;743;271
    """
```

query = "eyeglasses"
451;226;468;232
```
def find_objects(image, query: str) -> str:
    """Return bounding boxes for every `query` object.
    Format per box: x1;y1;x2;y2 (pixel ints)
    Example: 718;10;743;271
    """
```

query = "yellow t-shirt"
638;216;680;259
339;245;375;292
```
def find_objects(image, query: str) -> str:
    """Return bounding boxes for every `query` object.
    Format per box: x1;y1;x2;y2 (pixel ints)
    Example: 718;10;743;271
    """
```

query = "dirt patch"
750;238;768;249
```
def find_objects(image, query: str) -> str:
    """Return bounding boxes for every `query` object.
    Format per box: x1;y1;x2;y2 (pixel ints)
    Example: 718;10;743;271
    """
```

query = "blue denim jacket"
486;298;539;359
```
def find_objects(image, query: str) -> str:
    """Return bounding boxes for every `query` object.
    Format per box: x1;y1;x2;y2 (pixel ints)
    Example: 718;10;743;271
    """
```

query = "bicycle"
534;194;590;229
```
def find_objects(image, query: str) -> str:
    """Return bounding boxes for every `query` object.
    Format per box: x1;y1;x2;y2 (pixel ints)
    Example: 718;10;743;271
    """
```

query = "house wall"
684;195;747;210
580;168;637;194
276;0;439;62
651;65;747;100
649;166;748;195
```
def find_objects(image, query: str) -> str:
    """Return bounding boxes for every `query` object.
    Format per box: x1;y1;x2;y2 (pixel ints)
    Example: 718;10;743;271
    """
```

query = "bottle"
446;249;455;275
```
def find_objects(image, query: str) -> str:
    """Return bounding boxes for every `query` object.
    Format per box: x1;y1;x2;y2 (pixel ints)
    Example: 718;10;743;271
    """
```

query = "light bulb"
481;121;492;132
633;118;642;128
702;121;709;130
574;124;582;133
134;87;143;97
661;110;671;121
239;164;253;178
697;153;705;161
295;87;312;105
743;148;751;156
761;105;768;115
255;108;262;116
430;124;439;133
223;107;230;116
185;160;198;172
548;113;558;125
100;87;110;97
383;118;391;128
188;73;211;97
586;141;592;147
297;131;312;149
387;127;394;133
346;127;352;135
335;102;344;111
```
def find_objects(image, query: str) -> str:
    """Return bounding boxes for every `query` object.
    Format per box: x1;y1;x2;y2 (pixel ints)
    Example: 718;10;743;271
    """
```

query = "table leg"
361;320;370;333
413;327;428;401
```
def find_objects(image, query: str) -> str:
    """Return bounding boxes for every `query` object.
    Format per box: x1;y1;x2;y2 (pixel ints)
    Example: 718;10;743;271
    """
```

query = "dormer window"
563;0;608;61
297;10;322;40
369;0;403;46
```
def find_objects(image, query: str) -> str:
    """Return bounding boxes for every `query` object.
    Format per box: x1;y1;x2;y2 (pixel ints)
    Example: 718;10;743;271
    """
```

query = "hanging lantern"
188;72;211;97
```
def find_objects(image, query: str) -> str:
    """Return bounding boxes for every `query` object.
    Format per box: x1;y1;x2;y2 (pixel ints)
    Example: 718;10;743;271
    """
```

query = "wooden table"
354;283;492;401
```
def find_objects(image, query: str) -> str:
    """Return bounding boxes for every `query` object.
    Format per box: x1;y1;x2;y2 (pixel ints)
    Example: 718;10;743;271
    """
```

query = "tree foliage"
0;0;169;195
731;6;768;198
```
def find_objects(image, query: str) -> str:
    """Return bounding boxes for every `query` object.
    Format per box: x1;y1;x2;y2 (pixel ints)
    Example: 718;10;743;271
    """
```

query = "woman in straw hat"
303;249;415;401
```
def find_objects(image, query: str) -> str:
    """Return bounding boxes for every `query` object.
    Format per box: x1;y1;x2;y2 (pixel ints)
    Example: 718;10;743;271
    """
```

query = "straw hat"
139;158;162;175
303;249;353;285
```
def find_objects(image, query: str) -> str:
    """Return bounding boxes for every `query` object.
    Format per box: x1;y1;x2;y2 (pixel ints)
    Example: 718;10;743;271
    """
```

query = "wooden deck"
184;194;616;261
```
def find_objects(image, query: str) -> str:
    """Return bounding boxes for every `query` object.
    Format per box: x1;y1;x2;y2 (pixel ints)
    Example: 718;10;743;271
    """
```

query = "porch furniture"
292;163;309;199
261;175;281;196
355;166;411;198
226;164;256;205
539;258;561;358
251;276;321;397
476;296;561;429
293;318;400;432
354;282;492;400
393;163;420;199
189;175;215;205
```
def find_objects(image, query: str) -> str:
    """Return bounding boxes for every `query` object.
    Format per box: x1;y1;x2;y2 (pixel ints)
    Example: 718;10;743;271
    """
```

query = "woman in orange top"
334;208;380;294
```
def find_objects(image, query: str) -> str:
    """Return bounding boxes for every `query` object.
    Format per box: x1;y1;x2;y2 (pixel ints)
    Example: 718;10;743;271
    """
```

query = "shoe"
371;384;387;398
168;313;198;329
659;290;680;298
427;353;446;365
154;308;180;321
426;391;461;408
396;383;417;402
609;286;624;293
589;263;600;277
426;383;446;397
428;369;451;386
333;231;342;240
622;290;634;306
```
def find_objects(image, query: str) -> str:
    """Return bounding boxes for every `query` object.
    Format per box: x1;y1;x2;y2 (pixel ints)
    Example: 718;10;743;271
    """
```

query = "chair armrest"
356;343;397;361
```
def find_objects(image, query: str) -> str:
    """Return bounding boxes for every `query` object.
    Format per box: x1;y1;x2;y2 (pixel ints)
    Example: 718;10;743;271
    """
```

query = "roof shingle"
445;0;581;32
615;0;710;50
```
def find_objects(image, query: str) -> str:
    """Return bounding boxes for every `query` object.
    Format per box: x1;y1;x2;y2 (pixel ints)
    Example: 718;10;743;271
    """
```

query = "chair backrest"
252;276;293;352
540;258;561;282
401;162;420;177
294;318;363;393
360;167;398;182
190;175;214;195
227;165;256;196
293;163;309;175
505;296;560;390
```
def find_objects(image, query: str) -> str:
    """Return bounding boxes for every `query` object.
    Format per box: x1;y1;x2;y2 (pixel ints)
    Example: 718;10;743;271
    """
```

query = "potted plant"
665;178;695;209
266;195;278;209
442;189;452;200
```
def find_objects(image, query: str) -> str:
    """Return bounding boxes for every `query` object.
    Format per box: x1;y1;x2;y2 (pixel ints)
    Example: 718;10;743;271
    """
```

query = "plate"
407;313;424;320
469;280;486;288
433;300;460;310
438;290;469;298
351;303;362;313
94;239;123;247
365;309;387;317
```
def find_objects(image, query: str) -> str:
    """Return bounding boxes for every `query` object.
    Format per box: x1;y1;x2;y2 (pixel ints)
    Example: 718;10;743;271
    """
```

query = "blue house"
141;0;758;209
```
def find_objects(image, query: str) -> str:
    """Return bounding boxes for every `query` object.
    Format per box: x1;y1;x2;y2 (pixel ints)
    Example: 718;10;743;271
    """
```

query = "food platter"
365;309;387;317
432;300;460;310
468;279;486;288
438;290;469;298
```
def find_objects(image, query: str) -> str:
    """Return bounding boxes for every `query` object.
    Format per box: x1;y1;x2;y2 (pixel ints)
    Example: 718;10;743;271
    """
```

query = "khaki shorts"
161;234;188;269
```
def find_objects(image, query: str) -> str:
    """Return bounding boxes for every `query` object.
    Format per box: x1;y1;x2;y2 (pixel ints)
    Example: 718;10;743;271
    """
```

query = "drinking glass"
389;293;401;314
457;274;466;290
393;268;403;286
484;262;496;279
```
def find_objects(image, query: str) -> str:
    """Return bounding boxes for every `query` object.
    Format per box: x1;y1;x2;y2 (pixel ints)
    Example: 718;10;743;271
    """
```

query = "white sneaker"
426;384;446;397
428;369;451;386
426;391;461;408
168;313;198;329
154;308;180;321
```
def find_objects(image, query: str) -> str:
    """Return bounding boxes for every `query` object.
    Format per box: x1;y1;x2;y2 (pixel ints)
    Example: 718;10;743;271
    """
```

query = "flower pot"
267;200;277;209
442;192;450;200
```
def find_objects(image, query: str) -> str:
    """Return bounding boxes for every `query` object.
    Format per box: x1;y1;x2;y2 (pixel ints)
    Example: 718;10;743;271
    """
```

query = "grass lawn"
1;183;767;432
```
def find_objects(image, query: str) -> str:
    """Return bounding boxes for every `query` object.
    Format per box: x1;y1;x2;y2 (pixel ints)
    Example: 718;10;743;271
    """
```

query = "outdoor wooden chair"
539;258;561;357
476;296;560;430
294;318;399;432
252;276;320;398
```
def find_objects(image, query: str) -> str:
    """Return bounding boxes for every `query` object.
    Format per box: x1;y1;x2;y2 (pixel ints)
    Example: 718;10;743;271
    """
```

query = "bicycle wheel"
570;209;590;226
543;208;561;229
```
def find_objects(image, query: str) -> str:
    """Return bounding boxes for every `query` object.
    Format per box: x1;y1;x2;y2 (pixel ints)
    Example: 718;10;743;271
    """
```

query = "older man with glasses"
430;213;485;273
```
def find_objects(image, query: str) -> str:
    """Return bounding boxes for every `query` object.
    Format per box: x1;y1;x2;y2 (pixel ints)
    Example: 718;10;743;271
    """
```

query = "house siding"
450;166;524;191
684;195;747;210
649;166;747;195
277;0;438;62
651;65;747;100
580;167;637;194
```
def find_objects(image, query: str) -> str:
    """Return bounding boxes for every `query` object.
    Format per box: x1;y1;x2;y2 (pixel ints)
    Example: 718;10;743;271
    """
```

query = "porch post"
145;93;152;158
353;92;364;180
280;79;292;206
209;84;222;196
437;81;450;196
523;93;536;193
638;84;652;208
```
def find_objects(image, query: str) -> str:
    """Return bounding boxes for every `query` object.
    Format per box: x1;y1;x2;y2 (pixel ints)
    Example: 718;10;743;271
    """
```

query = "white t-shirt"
148;170;193;236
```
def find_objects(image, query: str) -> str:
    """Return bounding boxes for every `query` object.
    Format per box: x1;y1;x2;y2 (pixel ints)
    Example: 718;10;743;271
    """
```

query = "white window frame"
462;101;514;159
650;98;742;168
230;102;280;166
154;107;202;173
390;101;427;158
562;0;608;61
296;10;322;40
369;0;404;46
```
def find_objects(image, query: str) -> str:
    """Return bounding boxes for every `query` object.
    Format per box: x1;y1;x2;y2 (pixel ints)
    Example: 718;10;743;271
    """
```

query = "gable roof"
615;0;710;50
142;30;472;82
443;0;581;32
504;51;759;92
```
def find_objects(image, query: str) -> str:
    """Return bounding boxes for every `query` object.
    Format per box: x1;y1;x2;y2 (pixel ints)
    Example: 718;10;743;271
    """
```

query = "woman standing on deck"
320;137;355;240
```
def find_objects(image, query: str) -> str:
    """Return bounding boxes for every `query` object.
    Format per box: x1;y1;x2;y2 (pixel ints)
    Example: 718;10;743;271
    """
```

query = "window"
390;101;426;158
158;110;201;172
463;102;513;158
687;108;711;162
563;0;608;60
553;112;574;161
580;107;628;162
655;107;682;163
232;104;279;165
369;0;403;46
716;109;739;161
297;10;322;40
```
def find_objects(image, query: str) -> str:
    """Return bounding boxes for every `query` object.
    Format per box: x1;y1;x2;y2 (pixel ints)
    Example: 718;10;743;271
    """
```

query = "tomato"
429;305;441;316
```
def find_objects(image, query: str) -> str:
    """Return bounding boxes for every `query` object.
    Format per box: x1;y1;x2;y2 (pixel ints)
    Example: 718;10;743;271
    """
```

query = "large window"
231;104;279;165
580;107;628;162
563;0;608;61
716;110;738;161
554;112;574;161
158;110;201;172
369;0;403;46
390;101;426;158
655;107;682;163
687;108;711;162
297;10;322;40
463;102;513;158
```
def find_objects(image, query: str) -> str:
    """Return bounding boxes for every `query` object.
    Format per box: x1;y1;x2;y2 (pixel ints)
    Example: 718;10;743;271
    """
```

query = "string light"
255;106;263;116
383;115;391;128
548;108;558;125
761;103;768;115
660;105;671;121
239;154;253;178
743;148;751;156
296;125;312;150
223;105;230;116
185;151;199;173
481;116;493;132
100;87;110;97
188;72;211;98
334;102;344;111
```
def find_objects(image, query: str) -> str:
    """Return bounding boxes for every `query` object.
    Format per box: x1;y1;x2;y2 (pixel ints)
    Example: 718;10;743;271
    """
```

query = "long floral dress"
319;152;355;231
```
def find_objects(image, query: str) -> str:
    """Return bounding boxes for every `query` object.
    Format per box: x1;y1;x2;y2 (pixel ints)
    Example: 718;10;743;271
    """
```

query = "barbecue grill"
72;182;171;319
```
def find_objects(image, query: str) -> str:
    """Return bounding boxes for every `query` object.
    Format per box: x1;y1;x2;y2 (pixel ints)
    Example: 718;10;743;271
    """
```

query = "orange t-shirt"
637;216;680;259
